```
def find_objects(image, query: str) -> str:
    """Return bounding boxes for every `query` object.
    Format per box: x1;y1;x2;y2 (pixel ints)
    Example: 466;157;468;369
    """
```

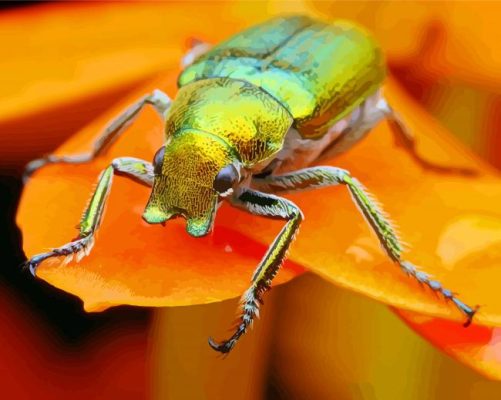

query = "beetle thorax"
164;78;293;167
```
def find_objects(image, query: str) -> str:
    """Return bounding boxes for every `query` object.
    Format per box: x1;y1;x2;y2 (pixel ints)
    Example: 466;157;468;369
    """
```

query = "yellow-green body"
178;15;385;141
143;15;386;232
165;78;292;166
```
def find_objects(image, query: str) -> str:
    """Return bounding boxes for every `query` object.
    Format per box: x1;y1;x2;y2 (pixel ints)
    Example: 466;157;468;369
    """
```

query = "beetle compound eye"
153;146;166;175
213;164;239;195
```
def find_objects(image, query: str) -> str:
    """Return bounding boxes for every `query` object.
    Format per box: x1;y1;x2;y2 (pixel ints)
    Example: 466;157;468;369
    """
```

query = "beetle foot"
208;336;238;354
22;236;94;277
22;254;47;277
23;156;51;183
463;305;480;328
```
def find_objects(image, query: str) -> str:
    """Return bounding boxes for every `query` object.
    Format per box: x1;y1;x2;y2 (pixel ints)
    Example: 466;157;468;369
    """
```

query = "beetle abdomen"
179;15;385;139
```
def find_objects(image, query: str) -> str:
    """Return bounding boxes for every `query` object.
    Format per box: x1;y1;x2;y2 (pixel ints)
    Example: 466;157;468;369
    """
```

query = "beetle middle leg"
23;157;153;276
253;167;478;326
208;189;303;354
23;89;171;182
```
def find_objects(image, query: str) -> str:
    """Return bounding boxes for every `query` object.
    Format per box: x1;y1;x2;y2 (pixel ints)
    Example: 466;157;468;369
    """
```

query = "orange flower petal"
396;309;501;381
0;1;251;123
17;75;304;312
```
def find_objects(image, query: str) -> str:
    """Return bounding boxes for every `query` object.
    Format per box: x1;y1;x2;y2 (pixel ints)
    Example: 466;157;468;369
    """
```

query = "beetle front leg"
253;167;478;326
208;189;303;354
23;157;153;276
23;90;171;182
379;99;476;176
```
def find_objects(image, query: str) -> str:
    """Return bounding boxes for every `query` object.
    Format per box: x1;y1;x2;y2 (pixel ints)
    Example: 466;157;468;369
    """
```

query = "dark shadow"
0;173;151;346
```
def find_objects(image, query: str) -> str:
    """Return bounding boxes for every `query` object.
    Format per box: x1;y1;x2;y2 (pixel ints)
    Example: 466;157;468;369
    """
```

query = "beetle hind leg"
338;170;479;323
380;99;477;176
23;157;153;276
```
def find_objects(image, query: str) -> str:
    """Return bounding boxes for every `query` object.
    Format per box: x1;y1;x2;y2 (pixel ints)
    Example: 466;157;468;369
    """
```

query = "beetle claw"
463;305;480;328
208;337;234;354
22;256;42;277
23;156;50;184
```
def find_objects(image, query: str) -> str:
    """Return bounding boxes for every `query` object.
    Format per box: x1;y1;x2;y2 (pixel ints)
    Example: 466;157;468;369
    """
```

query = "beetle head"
143;130;240;237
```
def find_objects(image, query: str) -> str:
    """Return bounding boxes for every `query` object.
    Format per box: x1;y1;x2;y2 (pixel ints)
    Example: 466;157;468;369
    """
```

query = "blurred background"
1;1;501;399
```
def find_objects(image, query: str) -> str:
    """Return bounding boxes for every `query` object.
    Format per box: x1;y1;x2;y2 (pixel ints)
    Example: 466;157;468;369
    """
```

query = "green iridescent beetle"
24;15;477;353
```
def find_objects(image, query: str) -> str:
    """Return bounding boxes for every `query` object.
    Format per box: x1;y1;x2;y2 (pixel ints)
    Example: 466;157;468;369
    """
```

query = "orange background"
2;2;501;399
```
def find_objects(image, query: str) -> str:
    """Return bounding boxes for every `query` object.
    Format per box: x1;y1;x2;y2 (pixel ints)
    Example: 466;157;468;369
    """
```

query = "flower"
7;0;501;393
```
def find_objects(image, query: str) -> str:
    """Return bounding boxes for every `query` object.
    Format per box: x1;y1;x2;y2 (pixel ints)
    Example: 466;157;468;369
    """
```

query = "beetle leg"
253;166;478;326
208;189;303;354
23;90;171;182
23;157;153;276
181;38;212;68
379;99;476;176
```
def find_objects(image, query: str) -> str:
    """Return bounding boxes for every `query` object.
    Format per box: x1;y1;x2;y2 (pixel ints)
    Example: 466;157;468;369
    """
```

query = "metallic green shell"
165;78;293;166
178;15;385;139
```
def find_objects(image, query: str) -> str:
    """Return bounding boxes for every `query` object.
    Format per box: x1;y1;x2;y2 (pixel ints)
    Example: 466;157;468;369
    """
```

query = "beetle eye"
153;146;166;175
213;164;239;194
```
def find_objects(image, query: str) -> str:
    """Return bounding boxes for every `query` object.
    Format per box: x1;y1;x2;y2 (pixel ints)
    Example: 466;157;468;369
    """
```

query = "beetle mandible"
23;15;478;354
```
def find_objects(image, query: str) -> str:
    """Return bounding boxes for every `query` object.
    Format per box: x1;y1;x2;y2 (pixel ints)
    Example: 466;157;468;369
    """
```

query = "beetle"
23;15;478;354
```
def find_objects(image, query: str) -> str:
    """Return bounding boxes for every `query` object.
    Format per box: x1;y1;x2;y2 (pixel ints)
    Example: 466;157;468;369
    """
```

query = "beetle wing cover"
179;15;385;138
